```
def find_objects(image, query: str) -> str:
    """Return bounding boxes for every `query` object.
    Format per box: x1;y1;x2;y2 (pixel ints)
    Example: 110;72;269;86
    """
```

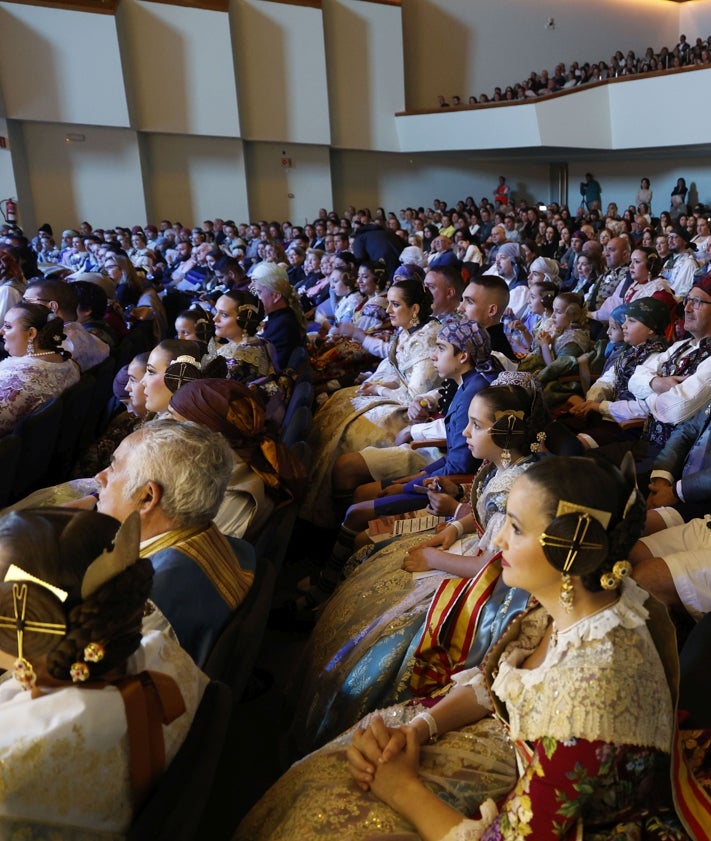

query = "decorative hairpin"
539;514;604;575
0;582;67;691
70;641;106;683
600;560;632;591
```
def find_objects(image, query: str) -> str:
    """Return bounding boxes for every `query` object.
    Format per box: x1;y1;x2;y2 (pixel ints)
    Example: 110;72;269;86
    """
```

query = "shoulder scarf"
142;523;252;610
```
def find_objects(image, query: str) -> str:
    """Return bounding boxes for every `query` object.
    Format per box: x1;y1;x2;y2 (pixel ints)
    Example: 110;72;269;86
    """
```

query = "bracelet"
411;711;438;743
448;519;465;539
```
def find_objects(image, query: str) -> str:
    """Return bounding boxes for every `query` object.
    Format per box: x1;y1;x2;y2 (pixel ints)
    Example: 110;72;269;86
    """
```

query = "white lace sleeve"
450;666;493;711
437;799;498;841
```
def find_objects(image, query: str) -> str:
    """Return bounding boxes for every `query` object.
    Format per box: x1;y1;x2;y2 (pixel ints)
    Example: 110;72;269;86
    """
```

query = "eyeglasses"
683;295;711;310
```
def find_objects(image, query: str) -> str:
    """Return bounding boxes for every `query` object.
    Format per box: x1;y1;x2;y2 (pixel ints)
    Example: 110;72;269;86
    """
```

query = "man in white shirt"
663;227;699;300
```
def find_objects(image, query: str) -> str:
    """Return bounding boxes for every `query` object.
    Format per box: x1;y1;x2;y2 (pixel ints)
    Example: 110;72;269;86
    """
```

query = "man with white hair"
95;417;255;666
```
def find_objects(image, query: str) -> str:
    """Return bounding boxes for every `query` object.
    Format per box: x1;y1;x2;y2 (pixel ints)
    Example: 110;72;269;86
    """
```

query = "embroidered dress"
290;459;533;754
0;356;80;435
440;579;679;841
210;335;277;385
0;631;207;839
237;582;680;841
309;292;393;388
300;320;442;528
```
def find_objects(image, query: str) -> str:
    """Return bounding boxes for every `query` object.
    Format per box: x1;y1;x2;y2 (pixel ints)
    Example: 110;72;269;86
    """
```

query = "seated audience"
300;277;441;529
239;455;680;841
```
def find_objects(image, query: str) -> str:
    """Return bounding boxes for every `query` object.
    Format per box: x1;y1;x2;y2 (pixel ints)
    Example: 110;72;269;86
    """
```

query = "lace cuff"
437;799;498;841
450;667;493;711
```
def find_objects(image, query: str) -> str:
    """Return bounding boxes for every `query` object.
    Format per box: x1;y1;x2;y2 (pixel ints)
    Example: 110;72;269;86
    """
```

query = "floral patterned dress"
0;356;80;435
441;578;682;841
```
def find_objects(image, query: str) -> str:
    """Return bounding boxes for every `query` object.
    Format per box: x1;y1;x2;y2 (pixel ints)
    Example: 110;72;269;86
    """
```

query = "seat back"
281;379;314;432
285;345;311;381
127;681;232;841
83;355;118;442
203;558;278;702
252;503;299;573
47;374;96;483
115;321;155;369
0;434;21;508
281;404;312;448
11;398;63;501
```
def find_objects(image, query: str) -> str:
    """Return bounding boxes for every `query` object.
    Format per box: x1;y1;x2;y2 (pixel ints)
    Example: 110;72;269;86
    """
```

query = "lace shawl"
492;579;673;751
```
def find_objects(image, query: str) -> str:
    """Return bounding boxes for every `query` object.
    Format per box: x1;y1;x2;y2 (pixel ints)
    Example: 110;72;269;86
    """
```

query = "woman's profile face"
629;250;650;283
386;287;417;329
551;297;573;330
576;256;591;279
141;347;174;414
494;476;558;597
462;395;499;463
1;308;31;358
498;252;518;277
125;357;148;417
330;271;349;297
214;295;241;342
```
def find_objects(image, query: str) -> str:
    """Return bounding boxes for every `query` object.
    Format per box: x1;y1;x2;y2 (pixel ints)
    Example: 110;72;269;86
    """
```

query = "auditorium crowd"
0;174;710;839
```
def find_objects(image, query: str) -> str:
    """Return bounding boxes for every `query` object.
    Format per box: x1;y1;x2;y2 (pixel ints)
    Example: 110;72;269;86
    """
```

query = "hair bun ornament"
600;559;632;591
489;410;528;467
539;511;609;577
70;661;90;683
164;356;202;394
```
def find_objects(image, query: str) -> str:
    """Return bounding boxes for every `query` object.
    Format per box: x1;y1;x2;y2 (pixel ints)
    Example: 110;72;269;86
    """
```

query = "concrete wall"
17;122;146;233
142;133;248;226
231;0;329;144
0;4;130;127
324;0;404;152
245;141;332;223
117;0;240;137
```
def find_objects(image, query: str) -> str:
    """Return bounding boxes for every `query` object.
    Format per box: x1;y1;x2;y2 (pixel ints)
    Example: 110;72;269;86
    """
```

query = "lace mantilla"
491;579;673;751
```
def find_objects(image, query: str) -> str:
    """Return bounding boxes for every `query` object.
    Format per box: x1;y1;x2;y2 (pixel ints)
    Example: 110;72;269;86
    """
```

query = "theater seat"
126;680;232;841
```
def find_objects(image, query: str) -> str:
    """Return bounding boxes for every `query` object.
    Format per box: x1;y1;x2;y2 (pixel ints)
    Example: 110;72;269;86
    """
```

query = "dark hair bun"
540;512;610;576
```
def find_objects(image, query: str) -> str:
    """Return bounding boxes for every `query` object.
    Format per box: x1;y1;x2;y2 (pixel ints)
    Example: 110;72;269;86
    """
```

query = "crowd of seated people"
438;31;711;106
0;176;710;839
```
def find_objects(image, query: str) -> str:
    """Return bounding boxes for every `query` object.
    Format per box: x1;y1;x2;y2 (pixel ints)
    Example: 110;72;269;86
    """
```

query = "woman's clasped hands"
346;714;423;800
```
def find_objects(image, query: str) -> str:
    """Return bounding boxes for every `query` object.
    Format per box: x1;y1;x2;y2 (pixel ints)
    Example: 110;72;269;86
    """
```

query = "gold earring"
560;573;575;612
